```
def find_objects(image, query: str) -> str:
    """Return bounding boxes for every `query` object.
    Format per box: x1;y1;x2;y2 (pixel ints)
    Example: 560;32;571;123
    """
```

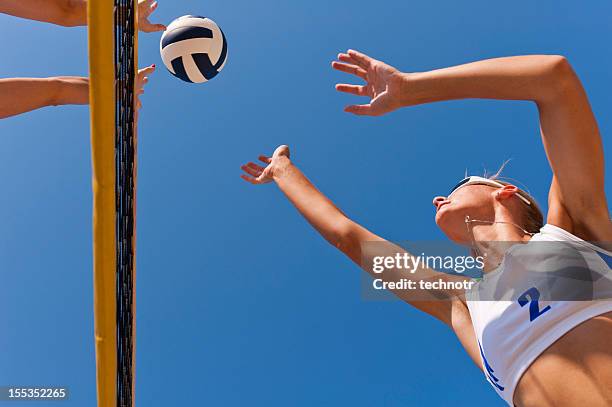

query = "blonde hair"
484;161;544;234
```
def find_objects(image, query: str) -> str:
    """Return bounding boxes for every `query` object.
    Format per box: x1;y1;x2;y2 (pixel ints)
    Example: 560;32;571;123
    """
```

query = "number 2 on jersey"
518;287;551;322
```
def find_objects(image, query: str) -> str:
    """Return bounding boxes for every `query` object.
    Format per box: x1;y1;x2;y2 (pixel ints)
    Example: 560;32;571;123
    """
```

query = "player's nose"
433;196;447;211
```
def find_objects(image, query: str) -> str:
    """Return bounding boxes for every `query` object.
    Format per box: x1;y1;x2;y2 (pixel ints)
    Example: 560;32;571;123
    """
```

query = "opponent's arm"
0;65;155;119
240;145;472;325
334;52;610;241
0;77;88;119
0;0;165;31
0;0;85;26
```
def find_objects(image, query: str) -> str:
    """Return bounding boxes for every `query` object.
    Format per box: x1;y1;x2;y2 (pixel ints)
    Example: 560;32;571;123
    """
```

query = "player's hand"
240;145;291;185
138;0;166;33
332;49;408;116
135;64;155;115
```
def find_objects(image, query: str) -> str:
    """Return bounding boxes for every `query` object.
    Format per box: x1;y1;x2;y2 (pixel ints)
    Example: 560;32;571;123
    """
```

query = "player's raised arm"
0;65;154;119
333;51;574;115
0;0;85;27
333;51;610;242
0;0;165;30
0;77;88;119
239;145;474;326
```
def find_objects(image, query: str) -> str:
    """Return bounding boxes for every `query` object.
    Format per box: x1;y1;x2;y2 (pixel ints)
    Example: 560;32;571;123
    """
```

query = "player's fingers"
240;174;260;184
241;164;262;177
337;53;362;67
331;62;367;80
335;84;368;96
138;64;156;76
140;22;165;33
143;22;166;32
246;162;265;173
347;49;374;66
344;104;373;115
141;0;155;8
258;155;272;164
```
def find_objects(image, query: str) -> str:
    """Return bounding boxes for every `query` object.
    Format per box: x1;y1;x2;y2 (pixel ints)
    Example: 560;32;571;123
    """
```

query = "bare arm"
0;65;156;119
0;0;165;31
334;52;610;241
0;77;88;119
0;0;86;26
240;146;476;325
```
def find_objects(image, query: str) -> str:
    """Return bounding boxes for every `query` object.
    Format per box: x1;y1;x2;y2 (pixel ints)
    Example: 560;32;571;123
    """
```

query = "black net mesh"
114;0;136;406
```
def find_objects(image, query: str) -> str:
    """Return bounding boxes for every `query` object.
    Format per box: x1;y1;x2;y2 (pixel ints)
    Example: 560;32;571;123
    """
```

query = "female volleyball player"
240;52;612;406
0;0;163;119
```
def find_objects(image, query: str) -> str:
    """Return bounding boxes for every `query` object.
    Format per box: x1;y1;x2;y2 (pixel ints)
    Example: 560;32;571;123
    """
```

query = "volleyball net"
88;0;138;406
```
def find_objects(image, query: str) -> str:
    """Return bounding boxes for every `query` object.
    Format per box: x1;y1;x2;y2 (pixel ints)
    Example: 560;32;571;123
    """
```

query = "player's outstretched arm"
333;50;575;116
0;0;85;27
333;51;610;241
240;145;382;264
0;0;165;31
0;77;88;119
0;64;154;119
239;145;475;328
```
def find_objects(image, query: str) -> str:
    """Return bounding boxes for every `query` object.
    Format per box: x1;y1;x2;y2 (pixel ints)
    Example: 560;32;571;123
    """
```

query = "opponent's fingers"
347;49;374;66
258;155;272;164
344;104;374;116
335;84;368;96
144;22;166;32
138;64;156;77
331;62;367;80
140;20;166;32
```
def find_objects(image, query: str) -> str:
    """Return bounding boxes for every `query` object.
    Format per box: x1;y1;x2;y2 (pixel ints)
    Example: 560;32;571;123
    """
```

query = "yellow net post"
88;0;138;405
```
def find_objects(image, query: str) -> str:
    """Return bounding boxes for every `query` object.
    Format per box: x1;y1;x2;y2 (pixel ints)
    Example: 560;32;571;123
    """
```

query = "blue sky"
1;0;611;406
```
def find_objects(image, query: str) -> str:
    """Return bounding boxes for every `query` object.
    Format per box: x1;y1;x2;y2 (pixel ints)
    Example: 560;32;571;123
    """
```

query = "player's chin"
434;209;451;234
434;205;450;226
435;209;466;243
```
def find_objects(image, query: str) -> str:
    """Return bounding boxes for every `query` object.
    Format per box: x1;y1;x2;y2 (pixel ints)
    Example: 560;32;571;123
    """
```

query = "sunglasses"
449;176;532;206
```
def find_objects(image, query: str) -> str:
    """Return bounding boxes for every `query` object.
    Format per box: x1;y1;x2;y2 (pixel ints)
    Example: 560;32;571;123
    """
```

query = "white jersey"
466;224;612;405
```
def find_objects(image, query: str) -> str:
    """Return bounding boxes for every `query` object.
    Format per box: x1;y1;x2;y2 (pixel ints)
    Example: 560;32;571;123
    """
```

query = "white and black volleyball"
160;15;228;83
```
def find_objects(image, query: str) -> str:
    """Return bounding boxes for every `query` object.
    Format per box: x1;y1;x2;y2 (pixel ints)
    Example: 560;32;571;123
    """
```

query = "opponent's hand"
332;49;407;116
240;145;291;185
135;64;155;116
138;0;166;32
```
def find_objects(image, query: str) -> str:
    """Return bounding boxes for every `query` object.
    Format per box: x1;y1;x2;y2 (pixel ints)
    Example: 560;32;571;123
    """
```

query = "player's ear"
495;184;519;201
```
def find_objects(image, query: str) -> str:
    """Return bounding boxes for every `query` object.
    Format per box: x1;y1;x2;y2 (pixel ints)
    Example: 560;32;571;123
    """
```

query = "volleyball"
160;15;228;83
